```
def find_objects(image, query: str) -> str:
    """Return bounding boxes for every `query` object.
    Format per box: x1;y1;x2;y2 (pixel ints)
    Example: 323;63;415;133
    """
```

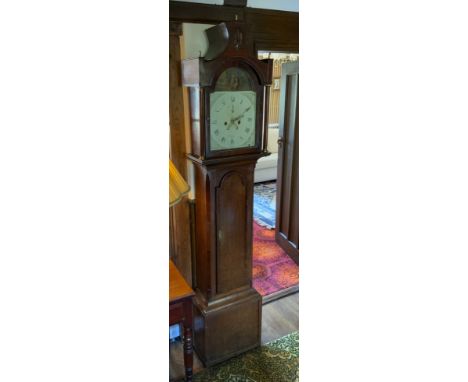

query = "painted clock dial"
210;91;256;150
209;67;257;151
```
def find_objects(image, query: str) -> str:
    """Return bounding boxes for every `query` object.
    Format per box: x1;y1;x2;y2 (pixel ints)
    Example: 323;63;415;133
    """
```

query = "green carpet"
193;332;299;382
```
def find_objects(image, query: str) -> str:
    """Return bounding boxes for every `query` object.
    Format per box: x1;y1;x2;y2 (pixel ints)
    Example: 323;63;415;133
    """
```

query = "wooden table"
169;260;195;382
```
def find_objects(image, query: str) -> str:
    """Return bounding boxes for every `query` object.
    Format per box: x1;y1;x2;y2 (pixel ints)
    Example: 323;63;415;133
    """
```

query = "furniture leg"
183;324;193;381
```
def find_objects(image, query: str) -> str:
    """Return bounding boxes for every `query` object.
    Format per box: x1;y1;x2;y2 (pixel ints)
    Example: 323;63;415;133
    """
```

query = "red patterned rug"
252;222;299;301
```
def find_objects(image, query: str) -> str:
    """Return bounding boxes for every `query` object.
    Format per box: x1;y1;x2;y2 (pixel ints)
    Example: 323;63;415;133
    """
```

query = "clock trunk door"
215;170;252;294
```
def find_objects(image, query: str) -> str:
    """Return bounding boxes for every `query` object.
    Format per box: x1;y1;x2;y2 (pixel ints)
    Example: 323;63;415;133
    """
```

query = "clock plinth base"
192;288;262;367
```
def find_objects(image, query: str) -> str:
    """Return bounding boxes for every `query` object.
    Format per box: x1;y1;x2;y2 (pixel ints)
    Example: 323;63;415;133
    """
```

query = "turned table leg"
183;326;193;381
183;300;193;381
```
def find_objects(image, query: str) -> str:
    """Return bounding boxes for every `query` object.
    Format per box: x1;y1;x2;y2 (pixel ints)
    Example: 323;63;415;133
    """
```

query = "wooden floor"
169;291;299;381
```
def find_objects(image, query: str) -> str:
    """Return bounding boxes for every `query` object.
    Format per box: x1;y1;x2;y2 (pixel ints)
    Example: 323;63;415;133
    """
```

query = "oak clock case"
181;22;272;367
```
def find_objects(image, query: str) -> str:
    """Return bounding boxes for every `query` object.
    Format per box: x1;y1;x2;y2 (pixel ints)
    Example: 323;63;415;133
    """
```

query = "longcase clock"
182;21;272;366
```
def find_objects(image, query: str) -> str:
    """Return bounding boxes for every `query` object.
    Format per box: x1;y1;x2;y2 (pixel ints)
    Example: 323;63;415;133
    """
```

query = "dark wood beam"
169;1;298;53
169;20;182;36
170;1;245;24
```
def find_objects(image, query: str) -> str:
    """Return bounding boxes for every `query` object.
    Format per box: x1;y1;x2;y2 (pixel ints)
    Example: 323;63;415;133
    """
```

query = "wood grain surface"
170;260;195;302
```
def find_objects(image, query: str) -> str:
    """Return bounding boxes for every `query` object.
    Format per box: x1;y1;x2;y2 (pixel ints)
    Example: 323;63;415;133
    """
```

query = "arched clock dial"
210;91;256;150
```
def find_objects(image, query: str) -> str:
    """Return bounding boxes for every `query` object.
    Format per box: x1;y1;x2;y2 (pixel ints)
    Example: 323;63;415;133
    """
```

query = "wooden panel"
169;22;193;284
193;289;261;366
192;164;211;296
191;160;257;300
215;171;249;294
289;116;299;246
246;8;299;53
169;302;185;325
205;294;260;364
276;61;299;264
170;25;187;176
278;74;297;234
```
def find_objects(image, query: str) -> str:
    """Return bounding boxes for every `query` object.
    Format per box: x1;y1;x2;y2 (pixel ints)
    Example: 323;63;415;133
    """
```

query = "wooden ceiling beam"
169;1;299;53
169;1;245;24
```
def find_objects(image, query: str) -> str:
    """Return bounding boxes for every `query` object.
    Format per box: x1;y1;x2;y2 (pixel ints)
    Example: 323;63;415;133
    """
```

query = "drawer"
169;301;185;325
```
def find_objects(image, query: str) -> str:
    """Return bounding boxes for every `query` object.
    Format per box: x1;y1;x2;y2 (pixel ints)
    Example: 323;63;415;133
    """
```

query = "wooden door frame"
275;60;299;264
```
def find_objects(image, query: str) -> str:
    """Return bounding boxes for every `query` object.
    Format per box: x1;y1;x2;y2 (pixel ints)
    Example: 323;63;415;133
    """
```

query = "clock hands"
231;105;252;122
226;120;237;130
226;102;236;130
228;105;252;129
225;104;251;130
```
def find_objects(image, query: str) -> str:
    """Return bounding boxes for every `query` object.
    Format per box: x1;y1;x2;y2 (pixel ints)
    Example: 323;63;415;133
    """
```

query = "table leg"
183;324;193;381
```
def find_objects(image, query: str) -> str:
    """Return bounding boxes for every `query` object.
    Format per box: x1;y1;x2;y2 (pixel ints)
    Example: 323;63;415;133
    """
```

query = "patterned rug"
253;182;276;229
252;222;299;299
193;332;299;382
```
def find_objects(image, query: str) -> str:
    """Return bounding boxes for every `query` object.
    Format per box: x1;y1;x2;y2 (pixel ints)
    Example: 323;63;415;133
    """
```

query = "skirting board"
262;285;299;305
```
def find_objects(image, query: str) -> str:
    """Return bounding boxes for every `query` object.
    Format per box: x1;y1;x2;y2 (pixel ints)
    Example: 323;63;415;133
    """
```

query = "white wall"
248;0;298;12
181;23;214;59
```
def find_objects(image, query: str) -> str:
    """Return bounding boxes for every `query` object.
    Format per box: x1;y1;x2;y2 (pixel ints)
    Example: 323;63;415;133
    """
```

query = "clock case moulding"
181;21;273;366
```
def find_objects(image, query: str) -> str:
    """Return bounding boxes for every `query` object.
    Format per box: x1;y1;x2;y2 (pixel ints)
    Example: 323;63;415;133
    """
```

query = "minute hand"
231;106;252;122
